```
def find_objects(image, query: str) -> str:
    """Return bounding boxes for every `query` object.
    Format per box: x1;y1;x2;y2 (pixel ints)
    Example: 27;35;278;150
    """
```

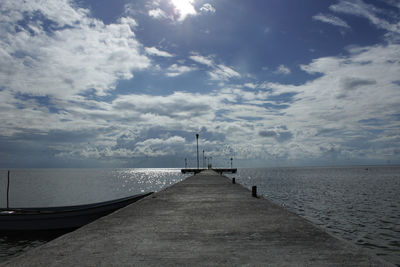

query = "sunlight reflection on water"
0;168;189;262
0;168;188;208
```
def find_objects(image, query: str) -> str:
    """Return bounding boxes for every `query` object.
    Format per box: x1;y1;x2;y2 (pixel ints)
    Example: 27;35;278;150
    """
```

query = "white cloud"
2;39;400;164
330;0;400;34
133;136;186;157
274;65;291;75
189;53;214;66
165;64;196;77
244;83;257;89
200;3;216;13
0;0;150;98
313;13;351;29
278;43;400;159
189;52;240;81
148;8;169;20
145;47;174;57
146;0;214;22
209;64;241;81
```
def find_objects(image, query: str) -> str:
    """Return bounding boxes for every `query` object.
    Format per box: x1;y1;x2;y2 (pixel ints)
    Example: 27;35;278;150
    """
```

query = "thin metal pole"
196;134;199;169
203;150;205;168
7;170;10;209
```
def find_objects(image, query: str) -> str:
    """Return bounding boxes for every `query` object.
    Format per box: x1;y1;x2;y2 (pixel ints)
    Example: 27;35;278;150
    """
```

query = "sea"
0;166;399;265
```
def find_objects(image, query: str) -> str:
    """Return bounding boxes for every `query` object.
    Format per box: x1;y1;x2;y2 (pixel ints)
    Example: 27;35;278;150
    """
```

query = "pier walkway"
2;170;392;266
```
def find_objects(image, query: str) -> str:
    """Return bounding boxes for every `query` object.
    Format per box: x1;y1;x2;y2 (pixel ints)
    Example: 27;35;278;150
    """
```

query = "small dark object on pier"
232;178;236;184
252;186;257;197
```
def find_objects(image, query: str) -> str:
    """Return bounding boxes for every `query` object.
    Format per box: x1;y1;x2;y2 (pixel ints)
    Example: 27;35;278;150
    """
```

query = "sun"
170;0;197;21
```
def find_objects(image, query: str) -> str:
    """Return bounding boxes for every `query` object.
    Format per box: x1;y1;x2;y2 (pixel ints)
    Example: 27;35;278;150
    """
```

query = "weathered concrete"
1;170;393;266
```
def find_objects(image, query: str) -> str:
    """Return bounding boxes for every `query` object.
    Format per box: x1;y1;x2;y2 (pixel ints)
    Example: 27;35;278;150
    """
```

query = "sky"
0;0;400;168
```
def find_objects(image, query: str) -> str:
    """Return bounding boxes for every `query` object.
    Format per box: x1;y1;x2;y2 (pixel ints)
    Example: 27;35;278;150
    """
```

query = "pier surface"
2;170;392;266
181;168;237;174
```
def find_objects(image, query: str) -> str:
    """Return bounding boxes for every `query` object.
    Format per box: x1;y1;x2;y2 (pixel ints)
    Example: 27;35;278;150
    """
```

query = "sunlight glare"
171;0;197;21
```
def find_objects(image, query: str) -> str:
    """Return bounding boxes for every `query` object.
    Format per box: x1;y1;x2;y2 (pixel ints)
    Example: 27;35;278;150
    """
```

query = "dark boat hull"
0;193;152;231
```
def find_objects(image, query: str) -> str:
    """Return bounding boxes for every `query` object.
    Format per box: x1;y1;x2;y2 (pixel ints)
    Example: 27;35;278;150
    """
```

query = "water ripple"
228;166;400;266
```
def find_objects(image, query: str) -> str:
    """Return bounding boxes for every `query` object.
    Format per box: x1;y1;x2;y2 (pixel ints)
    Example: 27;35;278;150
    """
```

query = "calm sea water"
227;166;400;266
0;166;399;265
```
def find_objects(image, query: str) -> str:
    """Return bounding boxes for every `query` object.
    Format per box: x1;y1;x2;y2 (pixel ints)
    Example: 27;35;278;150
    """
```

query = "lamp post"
196;134;199;169
230;157;233;169
202;150;205;168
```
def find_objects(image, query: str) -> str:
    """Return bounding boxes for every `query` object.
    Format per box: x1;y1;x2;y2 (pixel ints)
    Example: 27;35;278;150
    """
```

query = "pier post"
7;170;10;209
203;150;205;168
232;178;236;184
252;186;257;197
196;134;199;169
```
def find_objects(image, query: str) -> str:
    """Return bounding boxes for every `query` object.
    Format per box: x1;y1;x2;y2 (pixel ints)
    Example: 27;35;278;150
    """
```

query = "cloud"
313;13;351;29
259;130;276;137
200;3;216;13
274;65;291;75
340;77;376;90
1;0;399;167
111;91;217;120
165;64;196;77
148;8;170;20
133;136;186;157
146;1;214;23
209;64;241;81
189;53;214;66
0;0;150;98
2;40;400;165
330;0;400;34
145;47;174;57
336;77;377;99
244;83;257;89
280;43;400;158
189;52;240;81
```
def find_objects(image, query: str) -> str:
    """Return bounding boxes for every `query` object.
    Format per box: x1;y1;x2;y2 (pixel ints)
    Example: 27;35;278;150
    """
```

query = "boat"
0;192;152;231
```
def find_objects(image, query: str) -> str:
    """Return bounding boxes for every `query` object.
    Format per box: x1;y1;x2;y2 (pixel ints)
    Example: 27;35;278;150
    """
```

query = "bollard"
232;178;236;184
252;186;257;197
7;170;10;209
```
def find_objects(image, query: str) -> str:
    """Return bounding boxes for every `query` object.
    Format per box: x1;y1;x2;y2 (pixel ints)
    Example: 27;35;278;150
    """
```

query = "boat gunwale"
0;192;153;215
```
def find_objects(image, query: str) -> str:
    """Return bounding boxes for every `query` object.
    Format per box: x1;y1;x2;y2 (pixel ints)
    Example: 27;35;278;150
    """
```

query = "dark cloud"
337;77;377;99
341;77;376;90
276;131;293;142
259;128;292;142
259;130;277;137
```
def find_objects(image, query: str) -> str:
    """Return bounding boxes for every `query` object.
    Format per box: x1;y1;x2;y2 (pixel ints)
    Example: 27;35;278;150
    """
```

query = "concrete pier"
181;168;237;174
1;170;393;266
